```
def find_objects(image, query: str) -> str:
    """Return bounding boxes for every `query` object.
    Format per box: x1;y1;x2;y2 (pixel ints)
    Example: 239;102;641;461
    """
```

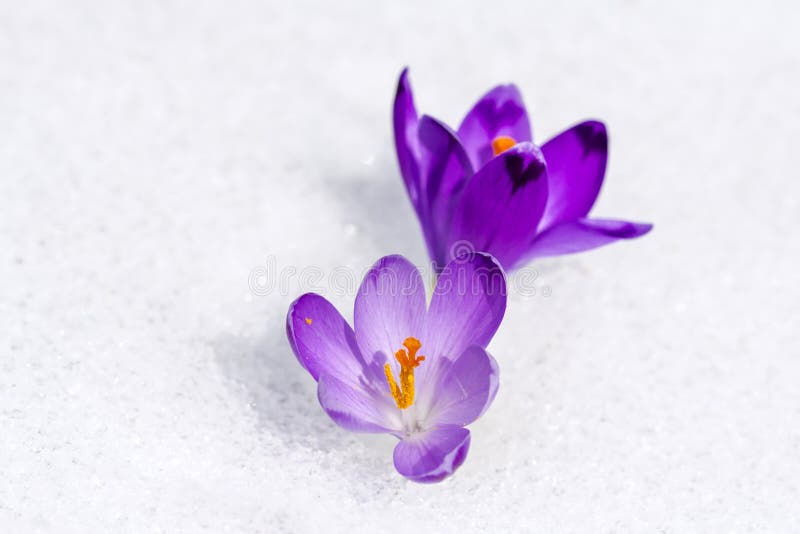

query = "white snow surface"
2;1;799;532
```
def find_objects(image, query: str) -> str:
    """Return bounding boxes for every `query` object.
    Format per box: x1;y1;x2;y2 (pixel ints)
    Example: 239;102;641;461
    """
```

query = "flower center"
491;135;517;155
384;337;425;410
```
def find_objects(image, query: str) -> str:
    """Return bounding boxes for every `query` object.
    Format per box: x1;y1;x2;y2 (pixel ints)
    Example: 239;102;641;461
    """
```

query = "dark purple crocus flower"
286;253;505;483
394;68;653;272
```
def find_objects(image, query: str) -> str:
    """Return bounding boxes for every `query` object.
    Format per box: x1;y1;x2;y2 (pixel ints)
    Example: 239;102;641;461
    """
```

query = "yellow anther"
491;135;517;155
305;317;313;325
384;337;425;409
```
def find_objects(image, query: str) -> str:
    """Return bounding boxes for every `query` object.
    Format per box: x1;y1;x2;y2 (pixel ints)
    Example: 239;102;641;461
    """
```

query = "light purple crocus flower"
286;253;505;483
394;67;653;272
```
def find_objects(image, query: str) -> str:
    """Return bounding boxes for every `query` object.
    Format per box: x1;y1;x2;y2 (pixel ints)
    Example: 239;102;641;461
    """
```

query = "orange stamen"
384;337;425;409
491;135;517;155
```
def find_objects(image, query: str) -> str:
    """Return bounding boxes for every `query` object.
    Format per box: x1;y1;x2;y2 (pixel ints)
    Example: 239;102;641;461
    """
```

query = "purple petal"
286;293;364;383
424;346;499;427
526;217;653;260
447;143;549;270
538;120;608;231
318;373;400;433
393;67;422;210
425;253;506;361
457;84;532;169
354;255;427;366
416;115;473;268
393;426;471;483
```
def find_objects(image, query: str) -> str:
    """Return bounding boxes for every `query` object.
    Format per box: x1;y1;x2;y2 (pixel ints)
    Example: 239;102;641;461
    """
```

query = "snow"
1;1;799;532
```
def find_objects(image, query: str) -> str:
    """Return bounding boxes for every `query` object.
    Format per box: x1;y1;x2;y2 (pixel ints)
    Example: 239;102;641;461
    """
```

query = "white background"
2;1;798;532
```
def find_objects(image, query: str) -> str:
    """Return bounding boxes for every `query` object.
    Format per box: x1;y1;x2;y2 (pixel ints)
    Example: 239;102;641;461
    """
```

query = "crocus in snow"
286;253;505;482
394;68;652;272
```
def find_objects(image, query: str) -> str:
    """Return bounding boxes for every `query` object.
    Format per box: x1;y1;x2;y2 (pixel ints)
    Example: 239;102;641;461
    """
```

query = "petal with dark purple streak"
457;84;532;168
538;120;608;231
447;143;549;270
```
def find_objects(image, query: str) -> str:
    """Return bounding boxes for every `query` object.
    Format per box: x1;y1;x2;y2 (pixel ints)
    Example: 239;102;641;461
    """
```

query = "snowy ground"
2;1;799;532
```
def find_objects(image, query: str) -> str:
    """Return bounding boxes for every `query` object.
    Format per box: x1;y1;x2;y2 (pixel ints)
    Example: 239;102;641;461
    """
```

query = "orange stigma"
384;337;425;410
491;135;516;155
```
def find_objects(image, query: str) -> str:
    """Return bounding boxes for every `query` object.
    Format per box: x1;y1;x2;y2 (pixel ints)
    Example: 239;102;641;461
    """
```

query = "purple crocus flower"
394;68;653;272
286;253;505;483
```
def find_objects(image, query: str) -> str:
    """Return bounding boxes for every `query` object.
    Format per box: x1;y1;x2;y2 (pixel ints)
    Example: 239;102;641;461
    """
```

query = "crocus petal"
538;120;608;231
393;67;422;210
457;84;532;169
318;373;400;433
417;115;473;268
526;217;653;260
354;255;427;366
393;426;471;483
447;143;549;270
426;253;506;361
424;345;499;428
287;293;365;383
